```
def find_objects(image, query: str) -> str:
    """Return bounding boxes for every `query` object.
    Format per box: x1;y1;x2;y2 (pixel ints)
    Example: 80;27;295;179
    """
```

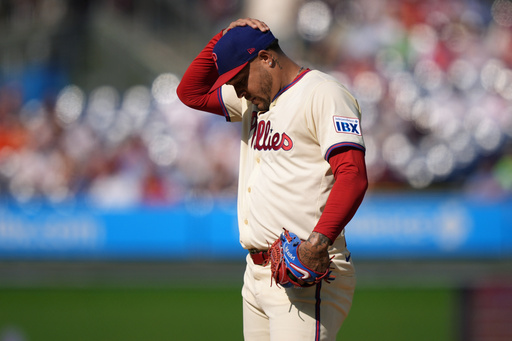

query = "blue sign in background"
346;192;511;259
0;193;510;260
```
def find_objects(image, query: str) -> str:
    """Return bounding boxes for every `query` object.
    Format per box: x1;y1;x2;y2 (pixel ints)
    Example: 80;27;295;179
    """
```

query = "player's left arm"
298;146;368;272
298;78;368;273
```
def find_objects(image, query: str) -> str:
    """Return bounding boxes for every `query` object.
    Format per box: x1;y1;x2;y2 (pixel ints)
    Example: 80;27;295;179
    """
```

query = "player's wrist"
308;231;333;247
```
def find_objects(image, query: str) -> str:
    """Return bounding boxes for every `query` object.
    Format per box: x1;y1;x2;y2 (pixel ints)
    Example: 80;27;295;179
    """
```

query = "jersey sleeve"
313;147;368;243
305;79;365;160
218;85;248;122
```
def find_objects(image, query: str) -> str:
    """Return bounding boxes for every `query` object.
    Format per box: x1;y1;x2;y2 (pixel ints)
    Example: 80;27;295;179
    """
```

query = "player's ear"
258;50;273;67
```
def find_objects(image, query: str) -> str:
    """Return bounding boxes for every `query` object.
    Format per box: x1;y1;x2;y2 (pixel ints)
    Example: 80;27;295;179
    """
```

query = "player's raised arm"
176;30;225;115
176;18;269;116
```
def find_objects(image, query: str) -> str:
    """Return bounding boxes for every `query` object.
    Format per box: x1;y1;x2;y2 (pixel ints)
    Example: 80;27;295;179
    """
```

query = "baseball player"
177;18;367;341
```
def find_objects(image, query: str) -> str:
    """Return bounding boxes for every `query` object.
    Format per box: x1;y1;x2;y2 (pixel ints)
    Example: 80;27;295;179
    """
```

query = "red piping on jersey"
325;142;365;161
216;88;231;122
271;69;311;103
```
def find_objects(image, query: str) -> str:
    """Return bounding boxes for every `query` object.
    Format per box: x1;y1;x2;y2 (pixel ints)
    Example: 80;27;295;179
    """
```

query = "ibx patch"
333;116;361;136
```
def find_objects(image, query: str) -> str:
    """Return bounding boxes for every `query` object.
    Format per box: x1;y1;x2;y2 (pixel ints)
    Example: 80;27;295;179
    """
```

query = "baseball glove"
267;228;334;288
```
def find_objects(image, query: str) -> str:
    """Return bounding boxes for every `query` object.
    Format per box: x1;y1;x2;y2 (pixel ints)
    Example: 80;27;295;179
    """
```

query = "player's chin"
255;101;270;112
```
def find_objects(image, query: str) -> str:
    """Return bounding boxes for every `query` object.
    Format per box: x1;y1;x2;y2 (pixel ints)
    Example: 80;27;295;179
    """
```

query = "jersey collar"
271;69;311;103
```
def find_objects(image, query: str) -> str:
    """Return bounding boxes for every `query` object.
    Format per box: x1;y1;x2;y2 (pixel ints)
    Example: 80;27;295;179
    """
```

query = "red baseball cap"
209;25;276;93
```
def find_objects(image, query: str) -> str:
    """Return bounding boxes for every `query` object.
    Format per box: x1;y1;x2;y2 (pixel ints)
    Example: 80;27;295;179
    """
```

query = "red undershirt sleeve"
312;147;368;244
176;30;225;116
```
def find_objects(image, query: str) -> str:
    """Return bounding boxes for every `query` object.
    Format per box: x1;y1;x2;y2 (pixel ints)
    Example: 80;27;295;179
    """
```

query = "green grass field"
0;286;457;341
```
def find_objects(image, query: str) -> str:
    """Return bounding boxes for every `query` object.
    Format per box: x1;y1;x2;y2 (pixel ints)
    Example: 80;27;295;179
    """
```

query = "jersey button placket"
244;153;260;228
255;151;261;164
245;186;251;224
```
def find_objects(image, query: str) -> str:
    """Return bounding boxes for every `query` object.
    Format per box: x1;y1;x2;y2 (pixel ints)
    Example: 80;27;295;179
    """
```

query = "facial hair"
256;68;273;112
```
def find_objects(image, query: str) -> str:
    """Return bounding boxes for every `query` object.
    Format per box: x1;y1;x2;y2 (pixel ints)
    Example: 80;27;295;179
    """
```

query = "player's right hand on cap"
223;18;269;35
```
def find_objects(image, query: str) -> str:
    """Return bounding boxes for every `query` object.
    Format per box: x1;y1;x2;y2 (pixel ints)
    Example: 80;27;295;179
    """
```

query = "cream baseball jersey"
219;70;365;250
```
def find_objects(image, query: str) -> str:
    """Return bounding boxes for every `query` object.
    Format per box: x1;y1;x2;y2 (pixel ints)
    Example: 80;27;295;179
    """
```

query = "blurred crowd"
0;80;241;207
0;0;511;208
301;0;512;198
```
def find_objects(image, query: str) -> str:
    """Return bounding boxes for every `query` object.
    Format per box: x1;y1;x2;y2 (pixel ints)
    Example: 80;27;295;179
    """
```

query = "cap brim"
208;62;249;94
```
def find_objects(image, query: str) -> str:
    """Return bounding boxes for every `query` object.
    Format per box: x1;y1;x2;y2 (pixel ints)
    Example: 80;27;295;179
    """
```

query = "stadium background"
1;0;511;340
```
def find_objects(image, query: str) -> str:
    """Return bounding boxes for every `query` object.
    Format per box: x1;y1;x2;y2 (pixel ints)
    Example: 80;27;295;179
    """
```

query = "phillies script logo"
250;113;293;151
